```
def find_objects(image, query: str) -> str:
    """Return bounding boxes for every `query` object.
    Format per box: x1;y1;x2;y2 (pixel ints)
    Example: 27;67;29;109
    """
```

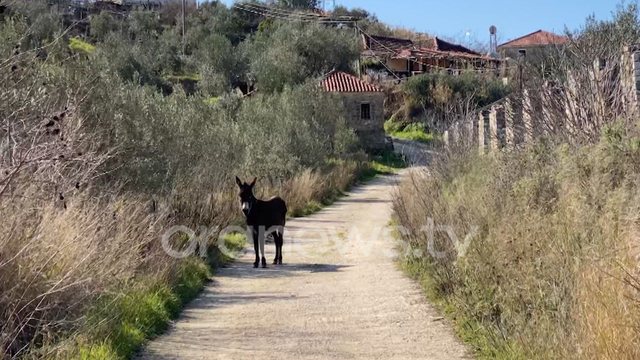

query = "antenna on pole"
489;25;498;55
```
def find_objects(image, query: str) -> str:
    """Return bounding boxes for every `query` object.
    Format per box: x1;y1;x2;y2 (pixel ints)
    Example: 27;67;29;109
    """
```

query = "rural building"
321;71;389;153
361;34;503;80
498;29;569;61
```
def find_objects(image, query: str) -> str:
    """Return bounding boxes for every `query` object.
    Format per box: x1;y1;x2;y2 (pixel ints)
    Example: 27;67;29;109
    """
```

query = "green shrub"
78;258;211;359
69;37;96;54
0;6;364;357
401;72;511;129
384;118;405;133
386;121;436;143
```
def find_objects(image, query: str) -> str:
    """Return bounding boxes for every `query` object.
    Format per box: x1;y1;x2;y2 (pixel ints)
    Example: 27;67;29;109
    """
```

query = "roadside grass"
385;120;437;144
392;128;640;359
388;216;526;360
357;150;408;182
76;152;404;358
290;151;407;217
399;257;525;360
76;234;245;360
291;200;324;217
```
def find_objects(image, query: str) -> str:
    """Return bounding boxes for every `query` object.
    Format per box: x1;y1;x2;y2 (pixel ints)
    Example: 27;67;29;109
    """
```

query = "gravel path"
140;142;470;360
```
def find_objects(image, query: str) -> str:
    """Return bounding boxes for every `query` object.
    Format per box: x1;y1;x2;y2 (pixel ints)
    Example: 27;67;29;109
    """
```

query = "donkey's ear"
235;176;243;187
249;177;257;188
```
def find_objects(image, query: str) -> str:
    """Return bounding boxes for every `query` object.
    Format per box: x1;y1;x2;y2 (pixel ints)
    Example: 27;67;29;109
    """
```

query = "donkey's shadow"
218;262;351;280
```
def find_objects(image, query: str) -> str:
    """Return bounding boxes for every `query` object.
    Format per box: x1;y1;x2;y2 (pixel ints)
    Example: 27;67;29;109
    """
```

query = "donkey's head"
235;176;257;215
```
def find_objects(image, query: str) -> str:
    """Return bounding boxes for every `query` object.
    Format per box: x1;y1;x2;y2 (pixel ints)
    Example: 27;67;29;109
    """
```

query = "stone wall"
340;92;387;153
441;94;543;153
442;44;640;153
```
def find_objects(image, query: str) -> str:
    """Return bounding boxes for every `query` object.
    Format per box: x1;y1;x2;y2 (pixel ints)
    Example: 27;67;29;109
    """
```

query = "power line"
246;2;328;18
233;2;358;24
236;4;331;22
238;2;325;19
243;1;358;21
233;4;322;23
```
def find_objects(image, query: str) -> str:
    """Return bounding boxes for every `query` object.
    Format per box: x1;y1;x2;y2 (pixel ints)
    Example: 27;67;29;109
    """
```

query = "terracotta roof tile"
321;71;382;93
498;30;569;49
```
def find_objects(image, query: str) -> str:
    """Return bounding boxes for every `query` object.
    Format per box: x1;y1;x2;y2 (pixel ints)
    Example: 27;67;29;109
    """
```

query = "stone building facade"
321;71;388;153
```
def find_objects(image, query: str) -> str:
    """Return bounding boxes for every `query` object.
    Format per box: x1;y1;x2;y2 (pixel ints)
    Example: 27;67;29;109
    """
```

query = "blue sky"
218;0;623;46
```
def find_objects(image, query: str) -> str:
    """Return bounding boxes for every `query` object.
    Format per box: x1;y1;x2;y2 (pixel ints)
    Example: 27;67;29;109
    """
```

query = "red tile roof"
498;30;569;49
321;71;382;93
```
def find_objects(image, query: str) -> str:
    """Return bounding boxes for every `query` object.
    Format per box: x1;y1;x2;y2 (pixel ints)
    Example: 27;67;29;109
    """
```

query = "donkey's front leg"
252;226;260;268
258;226;267;268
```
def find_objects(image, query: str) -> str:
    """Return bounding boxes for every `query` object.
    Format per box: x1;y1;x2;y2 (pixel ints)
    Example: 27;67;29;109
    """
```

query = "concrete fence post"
451;122;459;145
496;105;507;149
467;118;478;149
504;98;515;148
478;110;489;154
489;106;499;151
443;130;449;148
522;89;535;144
619;45;640;117
632;47;640;113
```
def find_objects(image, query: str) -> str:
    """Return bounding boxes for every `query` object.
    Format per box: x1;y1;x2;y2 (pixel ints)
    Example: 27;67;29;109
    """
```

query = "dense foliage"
0;1;366;357
396;72;511;131
243;21;360;92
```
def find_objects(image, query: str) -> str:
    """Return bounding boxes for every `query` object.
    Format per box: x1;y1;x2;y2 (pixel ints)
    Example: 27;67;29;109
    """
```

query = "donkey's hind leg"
276;229;284;265
273;231;282;265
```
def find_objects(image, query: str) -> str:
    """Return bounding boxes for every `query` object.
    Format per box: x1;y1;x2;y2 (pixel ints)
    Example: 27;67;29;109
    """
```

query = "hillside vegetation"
0;1;385;358
393;5;640;359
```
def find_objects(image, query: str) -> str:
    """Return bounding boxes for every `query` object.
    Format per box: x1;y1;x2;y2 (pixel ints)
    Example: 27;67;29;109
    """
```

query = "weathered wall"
340;92;387;152
499;45;559;64
387;58;409;73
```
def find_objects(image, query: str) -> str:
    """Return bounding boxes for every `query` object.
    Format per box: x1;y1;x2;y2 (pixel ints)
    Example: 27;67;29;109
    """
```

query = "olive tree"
244;21;360;92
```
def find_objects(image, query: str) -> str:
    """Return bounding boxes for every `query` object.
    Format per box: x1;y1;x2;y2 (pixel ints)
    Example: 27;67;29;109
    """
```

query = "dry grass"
0;51;365;358
0;163;366;358
393;130;640;359
258;159;364;218
0;155;365;358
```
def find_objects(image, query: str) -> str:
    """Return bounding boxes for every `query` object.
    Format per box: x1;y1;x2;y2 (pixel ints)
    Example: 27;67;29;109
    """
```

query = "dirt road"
140;142;469;360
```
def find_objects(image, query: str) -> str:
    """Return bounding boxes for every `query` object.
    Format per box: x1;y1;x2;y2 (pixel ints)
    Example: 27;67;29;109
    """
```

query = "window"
360;103;371;120
518;49;527;58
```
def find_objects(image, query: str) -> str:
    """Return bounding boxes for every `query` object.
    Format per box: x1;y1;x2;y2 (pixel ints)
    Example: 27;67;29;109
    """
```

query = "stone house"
361;34;503;80
321;71;388;153
498;30;569;62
